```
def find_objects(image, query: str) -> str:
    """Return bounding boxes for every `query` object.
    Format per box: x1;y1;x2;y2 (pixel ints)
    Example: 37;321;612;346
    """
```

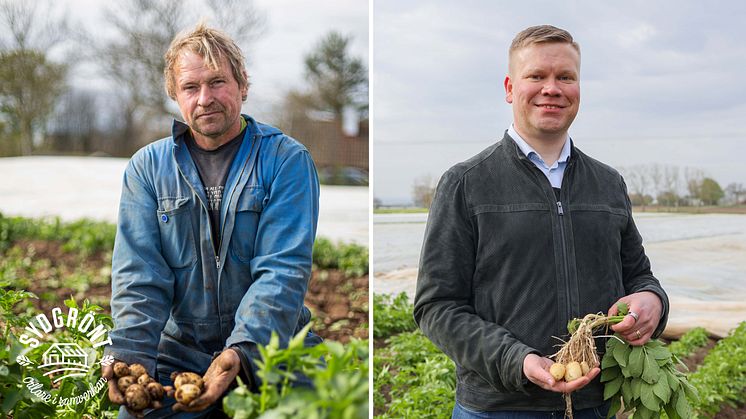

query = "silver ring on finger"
635;330;642;340
628;311;639;323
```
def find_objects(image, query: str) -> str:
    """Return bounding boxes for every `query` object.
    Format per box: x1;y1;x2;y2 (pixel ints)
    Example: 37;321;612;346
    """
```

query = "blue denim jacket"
105;116;321;390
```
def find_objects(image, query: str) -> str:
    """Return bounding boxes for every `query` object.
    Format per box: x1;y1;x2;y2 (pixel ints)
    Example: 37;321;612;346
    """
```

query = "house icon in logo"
40;343;90;383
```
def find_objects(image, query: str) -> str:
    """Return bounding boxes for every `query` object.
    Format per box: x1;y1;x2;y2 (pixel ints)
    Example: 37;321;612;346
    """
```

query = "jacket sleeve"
105;157;176;376
414;169;538;393
224;141;319;354
619;177;669;338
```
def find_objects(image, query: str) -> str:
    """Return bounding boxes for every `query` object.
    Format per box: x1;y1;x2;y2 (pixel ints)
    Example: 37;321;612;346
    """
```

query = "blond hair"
509;25;580;70
164;22;248;100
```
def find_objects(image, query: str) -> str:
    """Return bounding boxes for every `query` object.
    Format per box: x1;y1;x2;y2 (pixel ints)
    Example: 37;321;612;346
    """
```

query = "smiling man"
414;25;669;418
103;23;321;418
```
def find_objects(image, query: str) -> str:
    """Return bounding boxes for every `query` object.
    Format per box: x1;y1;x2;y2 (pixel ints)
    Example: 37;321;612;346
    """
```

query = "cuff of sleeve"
228;342;261;392
503;343;540;394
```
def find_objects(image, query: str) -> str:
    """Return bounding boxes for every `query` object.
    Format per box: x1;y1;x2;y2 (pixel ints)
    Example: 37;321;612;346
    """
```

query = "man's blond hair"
508;25;580;71
164;22;248;100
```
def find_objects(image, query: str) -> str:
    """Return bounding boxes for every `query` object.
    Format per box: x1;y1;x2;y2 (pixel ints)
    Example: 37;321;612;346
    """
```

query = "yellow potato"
174;372;204;391
580;361;590;376
128;363;147;379
175;383;201;405
564;361;583;382
549;362;566;381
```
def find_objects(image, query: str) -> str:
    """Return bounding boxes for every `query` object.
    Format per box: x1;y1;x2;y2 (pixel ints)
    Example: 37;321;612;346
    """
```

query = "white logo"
15;303;112;406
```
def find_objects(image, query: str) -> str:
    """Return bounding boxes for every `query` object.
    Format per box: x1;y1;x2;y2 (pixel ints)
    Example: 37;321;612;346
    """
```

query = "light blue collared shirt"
507;125;571;188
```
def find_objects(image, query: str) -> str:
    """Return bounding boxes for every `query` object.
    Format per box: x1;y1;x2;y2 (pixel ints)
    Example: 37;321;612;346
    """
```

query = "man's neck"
191;118;244;151
512;126;567;167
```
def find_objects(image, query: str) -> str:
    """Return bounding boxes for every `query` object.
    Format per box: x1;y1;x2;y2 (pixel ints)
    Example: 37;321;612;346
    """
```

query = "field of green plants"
0;212;369;418
373;292;746;418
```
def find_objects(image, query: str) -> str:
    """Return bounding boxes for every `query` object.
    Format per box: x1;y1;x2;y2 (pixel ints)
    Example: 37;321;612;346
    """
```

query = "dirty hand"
104;361;147;418
172;348;241;412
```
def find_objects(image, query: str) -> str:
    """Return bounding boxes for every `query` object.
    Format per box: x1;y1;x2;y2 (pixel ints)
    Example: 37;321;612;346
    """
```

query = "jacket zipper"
556;201;572;323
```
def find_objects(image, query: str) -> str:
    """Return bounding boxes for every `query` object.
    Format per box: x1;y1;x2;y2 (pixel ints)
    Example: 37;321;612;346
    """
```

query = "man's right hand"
522;353;599;393
103;362;148;418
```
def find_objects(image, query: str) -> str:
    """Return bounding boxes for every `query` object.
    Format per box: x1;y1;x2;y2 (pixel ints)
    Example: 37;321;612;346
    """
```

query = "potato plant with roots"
550;302;697;419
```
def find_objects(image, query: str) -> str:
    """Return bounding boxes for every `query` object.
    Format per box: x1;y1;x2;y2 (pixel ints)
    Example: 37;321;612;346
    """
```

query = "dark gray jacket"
414;133;669;411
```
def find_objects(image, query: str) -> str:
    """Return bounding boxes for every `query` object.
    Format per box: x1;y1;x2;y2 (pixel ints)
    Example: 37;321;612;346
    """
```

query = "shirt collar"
507;124;572;166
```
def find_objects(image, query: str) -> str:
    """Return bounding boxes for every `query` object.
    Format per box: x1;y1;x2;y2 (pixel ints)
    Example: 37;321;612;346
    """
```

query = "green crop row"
668;327;709;359
1;212;368;277
0;212;115;257
372;293;417;339
373;292;454;418
688;321;746;417
312;237;368;278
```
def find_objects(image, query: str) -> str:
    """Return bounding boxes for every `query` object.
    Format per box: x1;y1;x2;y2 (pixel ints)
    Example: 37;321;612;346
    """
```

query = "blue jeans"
452;401;614;419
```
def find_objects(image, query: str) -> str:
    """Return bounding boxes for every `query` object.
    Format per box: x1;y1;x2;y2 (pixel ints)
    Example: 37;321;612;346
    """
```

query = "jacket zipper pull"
556;201;564;215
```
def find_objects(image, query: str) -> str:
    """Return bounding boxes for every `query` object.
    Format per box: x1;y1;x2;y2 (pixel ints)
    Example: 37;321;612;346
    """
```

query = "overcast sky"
58;0;368;122
373;0;746;204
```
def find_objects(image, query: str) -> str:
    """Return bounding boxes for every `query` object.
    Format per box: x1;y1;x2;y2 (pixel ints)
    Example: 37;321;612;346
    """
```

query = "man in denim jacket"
414;25;668;418
103;23;321;417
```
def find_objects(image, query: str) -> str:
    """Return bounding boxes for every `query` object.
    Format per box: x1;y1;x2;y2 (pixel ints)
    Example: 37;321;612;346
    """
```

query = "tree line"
399;165;744;210
0;0;367;158
620;164;743;208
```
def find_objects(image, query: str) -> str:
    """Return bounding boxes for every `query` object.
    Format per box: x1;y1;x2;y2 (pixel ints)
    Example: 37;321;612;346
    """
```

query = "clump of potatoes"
549;360;591;382
171;371;205;405
112;362;166;411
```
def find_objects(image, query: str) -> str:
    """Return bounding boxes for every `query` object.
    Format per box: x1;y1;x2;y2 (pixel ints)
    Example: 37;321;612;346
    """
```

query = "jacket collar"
502;130;579;164
170;114;280;146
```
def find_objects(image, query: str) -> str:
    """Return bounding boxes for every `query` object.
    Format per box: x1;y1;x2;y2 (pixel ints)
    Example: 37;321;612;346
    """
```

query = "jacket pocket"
157;196;197;269
231;186;266;263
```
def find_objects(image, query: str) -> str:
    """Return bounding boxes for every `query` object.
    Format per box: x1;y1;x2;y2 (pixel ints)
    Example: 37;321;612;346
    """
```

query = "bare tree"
725;183;745;205
622;165;652;209
684;167;704;205
48;89;98;153
649;164;662;202
657;165;681;207
0;0;69;52
0;0;70;155
412;174;438;209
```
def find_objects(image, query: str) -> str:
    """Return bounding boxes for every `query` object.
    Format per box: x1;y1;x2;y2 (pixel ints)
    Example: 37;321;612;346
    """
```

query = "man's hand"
608;291;663;346
103;361;148;419
173;348;241;413
522;354;600;393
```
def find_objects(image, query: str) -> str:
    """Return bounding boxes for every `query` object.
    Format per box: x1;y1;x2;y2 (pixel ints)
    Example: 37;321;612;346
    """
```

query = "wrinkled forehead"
174;49;232;80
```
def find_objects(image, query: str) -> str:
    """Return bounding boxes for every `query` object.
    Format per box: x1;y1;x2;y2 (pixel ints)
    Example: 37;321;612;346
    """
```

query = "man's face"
174;51;248;146
504;42;580;141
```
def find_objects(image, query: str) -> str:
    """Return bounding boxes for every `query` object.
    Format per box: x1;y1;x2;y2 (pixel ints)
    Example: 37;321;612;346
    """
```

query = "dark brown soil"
6;240;368;343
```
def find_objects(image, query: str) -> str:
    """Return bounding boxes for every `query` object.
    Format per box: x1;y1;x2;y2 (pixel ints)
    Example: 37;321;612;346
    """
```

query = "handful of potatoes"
113;362;166;411
549;360;591;383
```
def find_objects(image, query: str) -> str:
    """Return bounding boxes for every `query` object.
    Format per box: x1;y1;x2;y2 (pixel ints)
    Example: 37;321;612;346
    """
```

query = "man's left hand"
172;348;241;412
608;291;663;346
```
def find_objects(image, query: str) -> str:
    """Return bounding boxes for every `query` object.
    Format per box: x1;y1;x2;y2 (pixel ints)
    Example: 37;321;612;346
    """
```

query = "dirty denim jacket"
105;116;321;399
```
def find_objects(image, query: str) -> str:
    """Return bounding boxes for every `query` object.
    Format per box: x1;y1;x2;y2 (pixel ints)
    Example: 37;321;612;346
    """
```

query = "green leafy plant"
688;321;746;417
668;327;709;359
313;237;368;278
223;324;368;418
372;293;416;339
600;303;698;419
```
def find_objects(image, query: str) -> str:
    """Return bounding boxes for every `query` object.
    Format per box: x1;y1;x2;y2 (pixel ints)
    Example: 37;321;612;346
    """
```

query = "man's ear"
504;75;513;104
241;70;249;101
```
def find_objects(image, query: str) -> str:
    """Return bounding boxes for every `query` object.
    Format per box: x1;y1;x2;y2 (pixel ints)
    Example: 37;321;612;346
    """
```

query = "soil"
8;240;368;343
